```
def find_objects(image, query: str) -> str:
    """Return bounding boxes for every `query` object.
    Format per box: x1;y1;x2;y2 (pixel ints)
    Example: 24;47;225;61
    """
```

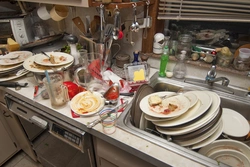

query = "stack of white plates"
199;139;250;167
0;51;32;81
23;52;74;74
139;91;223;149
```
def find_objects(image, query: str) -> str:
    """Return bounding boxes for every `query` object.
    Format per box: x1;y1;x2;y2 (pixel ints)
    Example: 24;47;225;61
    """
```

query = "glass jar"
216;52;233;68
176;34;192;60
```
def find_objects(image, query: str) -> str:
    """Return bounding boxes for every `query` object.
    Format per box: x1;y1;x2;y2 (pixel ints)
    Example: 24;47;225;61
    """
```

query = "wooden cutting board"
72;17;86;35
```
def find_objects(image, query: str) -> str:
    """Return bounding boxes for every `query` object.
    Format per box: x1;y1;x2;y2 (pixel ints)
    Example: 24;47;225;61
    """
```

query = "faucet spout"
206;77;230;86
205;64;230;86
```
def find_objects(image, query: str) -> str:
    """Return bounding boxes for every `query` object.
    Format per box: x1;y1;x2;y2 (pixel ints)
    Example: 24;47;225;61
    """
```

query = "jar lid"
116;54;130;61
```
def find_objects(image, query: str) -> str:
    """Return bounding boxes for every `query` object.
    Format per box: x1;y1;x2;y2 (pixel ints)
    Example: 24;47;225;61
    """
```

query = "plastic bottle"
173;50;187;79
159;46;169;77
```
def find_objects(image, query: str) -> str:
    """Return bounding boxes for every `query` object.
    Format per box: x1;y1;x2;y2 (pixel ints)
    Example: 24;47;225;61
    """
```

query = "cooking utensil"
143;0;150;39
113;8;120;40
103;82;120;105
130;3;140;32
85;15;91;37
99;4;105;43
0;82;28;87
72;16;86;35
87;100;128;128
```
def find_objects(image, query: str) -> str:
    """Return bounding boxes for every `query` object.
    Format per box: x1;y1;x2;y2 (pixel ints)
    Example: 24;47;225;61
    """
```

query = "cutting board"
72;17;86;35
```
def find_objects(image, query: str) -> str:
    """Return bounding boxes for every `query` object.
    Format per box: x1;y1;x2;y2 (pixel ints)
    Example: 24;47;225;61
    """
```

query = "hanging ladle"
113;6;120;40
130;3;140;32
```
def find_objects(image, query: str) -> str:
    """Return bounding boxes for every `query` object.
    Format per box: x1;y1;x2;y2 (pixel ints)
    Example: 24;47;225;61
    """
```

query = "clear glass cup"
43;74;69;108
99;108;117;135
74;52;102;89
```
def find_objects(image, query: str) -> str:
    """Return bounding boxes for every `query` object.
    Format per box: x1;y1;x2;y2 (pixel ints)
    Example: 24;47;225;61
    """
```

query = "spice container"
176;34;192;60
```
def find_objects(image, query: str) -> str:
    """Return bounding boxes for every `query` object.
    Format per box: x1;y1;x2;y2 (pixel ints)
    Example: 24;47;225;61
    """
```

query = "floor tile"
2;151;25;167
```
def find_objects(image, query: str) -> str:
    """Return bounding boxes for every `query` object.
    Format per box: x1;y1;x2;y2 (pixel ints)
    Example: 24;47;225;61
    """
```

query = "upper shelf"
89;0;154;9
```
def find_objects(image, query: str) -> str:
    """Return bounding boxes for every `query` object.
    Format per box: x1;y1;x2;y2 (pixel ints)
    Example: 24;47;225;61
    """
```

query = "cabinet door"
93;137;156;167
0;120;17;166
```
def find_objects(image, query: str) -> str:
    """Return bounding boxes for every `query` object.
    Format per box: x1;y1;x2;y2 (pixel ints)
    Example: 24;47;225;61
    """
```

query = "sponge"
7;38;20;51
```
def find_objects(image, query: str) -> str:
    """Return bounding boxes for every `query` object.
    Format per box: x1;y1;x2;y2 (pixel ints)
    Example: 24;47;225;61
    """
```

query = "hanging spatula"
72;16;86;35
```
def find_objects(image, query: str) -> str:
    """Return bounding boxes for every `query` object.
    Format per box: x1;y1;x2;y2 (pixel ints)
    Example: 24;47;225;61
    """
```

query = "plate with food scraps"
70;91;105;117
140;92;190;118
34;52;74;66
23;56;73;74
0;51;33;65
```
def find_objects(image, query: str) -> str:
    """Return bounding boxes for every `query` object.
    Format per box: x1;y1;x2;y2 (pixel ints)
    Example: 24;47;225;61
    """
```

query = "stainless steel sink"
117;72;250;167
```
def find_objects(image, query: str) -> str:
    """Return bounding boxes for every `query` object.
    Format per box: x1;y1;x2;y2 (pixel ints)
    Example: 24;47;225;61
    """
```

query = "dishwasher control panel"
51;123;81;146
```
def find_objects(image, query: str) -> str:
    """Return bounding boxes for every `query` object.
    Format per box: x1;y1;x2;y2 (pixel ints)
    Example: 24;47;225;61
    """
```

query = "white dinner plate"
208;149;250;167
0;63;23;73
140;92;190;118
144;113;179;122
0;51;33;65
70;91;105;117
155;91;220;135
0;69;29;82
222;108;249;138
153;91;213;127
23;56;73;74
34;52;74;66
183;92;198;108
175;119;222;147
199;139;250;158
190;119;223;150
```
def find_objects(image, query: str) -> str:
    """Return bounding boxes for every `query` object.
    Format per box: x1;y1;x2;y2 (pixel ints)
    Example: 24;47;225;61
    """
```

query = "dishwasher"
5;94;96;167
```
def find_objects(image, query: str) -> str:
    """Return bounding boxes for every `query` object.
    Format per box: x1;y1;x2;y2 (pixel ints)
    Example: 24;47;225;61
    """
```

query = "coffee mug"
37;5;51;20
50;5;69;21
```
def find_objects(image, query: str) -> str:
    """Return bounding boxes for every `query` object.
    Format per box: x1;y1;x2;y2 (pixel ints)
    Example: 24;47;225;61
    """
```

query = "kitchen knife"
87;100;128;128
0;82;28;88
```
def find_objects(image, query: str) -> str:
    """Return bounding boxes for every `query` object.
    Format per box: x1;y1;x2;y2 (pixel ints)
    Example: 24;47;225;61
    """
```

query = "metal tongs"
87;100;128;128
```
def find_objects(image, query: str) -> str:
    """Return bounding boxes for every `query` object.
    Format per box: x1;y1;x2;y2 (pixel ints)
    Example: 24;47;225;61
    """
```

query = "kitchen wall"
29;3;250;90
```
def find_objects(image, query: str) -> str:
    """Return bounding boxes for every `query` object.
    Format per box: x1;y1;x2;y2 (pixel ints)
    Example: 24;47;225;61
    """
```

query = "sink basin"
117;72;250;167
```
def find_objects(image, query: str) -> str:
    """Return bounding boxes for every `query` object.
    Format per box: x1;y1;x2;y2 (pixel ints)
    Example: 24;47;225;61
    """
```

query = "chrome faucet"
205;65;230;86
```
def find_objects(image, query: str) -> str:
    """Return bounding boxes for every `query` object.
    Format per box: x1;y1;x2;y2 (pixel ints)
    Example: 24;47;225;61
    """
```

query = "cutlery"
41;51;50;58
87;100;128;128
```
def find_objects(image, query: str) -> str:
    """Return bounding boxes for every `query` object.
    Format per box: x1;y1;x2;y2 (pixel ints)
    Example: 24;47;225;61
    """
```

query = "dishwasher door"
5;94;96;167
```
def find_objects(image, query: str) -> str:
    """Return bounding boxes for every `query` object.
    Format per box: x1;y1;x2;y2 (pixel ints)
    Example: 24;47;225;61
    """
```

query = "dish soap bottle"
173;50;187;79
159;45;169;77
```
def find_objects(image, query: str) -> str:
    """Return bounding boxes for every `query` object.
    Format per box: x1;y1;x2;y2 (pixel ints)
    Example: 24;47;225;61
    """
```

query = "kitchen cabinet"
0;103;19;166
93;137;156;167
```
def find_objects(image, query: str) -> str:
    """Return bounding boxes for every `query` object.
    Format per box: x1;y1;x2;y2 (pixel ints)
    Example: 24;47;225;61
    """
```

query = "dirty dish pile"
0;51;32;81
140;91;224;149
199;139;250;167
